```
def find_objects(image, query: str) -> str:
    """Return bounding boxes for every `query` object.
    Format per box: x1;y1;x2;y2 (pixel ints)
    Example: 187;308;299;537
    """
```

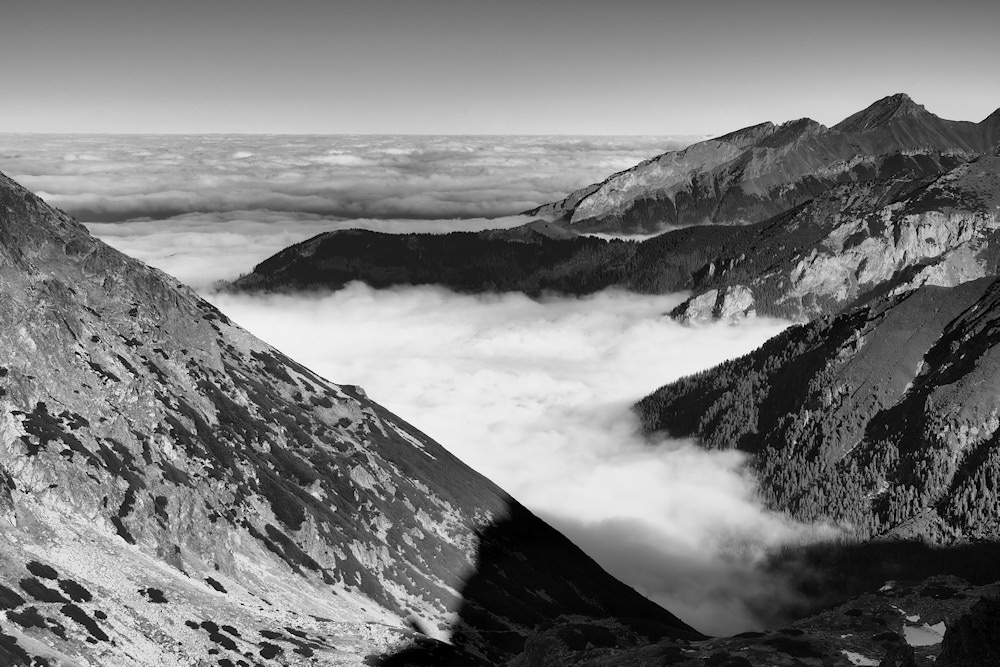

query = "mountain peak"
833;93;932;133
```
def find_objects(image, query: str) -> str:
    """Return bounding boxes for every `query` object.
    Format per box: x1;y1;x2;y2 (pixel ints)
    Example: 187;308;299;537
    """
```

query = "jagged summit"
833;92;931;133
526;93;997;234
758;117;828;148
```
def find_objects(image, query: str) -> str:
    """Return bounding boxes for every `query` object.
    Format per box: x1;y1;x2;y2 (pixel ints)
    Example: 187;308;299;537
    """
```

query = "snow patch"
904;621;947;646
841;650;879;666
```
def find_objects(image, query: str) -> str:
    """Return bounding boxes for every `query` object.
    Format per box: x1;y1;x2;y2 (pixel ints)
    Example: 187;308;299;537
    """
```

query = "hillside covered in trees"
637;276;1000;543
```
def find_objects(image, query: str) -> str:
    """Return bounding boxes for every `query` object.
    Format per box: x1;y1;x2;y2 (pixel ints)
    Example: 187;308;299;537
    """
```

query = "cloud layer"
0;134;694;287
2;133;834;634
208;285;833;635
1;134;691;221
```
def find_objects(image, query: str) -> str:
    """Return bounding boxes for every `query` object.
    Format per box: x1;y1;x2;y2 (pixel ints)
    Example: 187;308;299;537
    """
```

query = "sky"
2;0;998;135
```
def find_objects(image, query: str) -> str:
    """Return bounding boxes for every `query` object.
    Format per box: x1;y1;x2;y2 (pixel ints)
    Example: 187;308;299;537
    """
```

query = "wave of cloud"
207;284;835;635
3;133;834;634
0;134;696;223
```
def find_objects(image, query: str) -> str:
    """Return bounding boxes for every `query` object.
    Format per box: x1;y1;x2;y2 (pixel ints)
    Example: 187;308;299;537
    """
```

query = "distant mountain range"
229;94;1000;322
528;93;1000;234
228;155;1000;324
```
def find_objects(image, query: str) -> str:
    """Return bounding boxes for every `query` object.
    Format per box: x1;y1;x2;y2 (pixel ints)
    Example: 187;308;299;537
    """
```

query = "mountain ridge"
0;169;700;665
527;94;999;234
227;157;1000;326
637;275;1000;542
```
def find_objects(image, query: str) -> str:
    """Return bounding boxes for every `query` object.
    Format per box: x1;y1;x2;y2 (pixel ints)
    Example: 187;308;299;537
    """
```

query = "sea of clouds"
0;133;834;635
0;133;692;287
208;285;832;634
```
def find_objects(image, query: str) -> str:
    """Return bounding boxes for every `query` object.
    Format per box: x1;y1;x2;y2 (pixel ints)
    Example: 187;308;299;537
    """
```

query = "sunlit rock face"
531;94;999;234
670;156;1000;322
0;171;697;665
673;285;756;324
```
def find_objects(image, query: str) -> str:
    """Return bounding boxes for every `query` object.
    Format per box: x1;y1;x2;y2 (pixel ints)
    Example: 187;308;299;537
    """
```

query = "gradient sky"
3;0;998;135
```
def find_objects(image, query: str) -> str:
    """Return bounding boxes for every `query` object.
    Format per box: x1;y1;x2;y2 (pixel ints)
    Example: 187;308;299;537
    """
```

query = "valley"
4;92;1000;665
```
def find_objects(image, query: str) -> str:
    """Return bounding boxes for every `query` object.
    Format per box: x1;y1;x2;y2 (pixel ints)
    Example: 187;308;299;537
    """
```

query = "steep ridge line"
0;169;699;665
527;93;999;234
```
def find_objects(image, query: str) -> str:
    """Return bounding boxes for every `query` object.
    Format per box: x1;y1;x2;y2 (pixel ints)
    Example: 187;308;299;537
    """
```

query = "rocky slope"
637;273;1000;543
0;170;701;665
512;574;1000;667
528;93;999;234
228;158;1000;325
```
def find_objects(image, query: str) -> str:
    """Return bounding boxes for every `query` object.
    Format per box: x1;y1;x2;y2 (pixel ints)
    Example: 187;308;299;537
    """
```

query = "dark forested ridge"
227;218;771;298
636;277;1000;543
228;95;1000;324
229;224;636;296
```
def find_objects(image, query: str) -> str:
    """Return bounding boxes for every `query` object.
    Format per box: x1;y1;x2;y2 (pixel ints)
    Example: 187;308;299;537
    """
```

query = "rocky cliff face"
0;170;698;665
529;94;999;234
638;273;1000;543
672;157;1000;322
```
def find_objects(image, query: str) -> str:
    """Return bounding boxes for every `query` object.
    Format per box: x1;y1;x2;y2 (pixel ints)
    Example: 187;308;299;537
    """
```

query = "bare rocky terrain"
529;94;1000;234
0;170;699;665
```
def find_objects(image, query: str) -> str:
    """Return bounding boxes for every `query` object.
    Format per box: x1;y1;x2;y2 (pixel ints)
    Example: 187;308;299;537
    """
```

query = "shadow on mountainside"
367;501;705;666
372;531;1000;665
753;538;1000;624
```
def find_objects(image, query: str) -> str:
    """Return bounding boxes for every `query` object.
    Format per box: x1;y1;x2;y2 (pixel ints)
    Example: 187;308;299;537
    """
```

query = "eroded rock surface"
0;170;698;665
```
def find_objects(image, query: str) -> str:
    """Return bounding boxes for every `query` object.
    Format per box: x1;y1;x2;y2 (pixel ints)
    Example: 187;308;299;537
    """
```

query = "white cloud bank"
0;133;693;221
207;285;835;635
0;133;696;288
2;133;834;635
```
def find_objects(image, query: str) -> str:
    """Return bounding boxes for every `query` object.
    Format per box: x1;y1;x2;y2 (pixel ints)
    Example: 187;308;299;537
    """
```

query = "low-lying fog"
0;134;834;636
208;285;831;634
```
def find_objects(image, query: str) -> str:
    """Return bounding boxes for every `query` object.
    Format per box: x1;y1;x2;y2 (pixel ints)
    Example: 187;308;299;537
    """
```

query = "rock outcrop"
670;156;1000;321
528;94;999;234
0;170;699;665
